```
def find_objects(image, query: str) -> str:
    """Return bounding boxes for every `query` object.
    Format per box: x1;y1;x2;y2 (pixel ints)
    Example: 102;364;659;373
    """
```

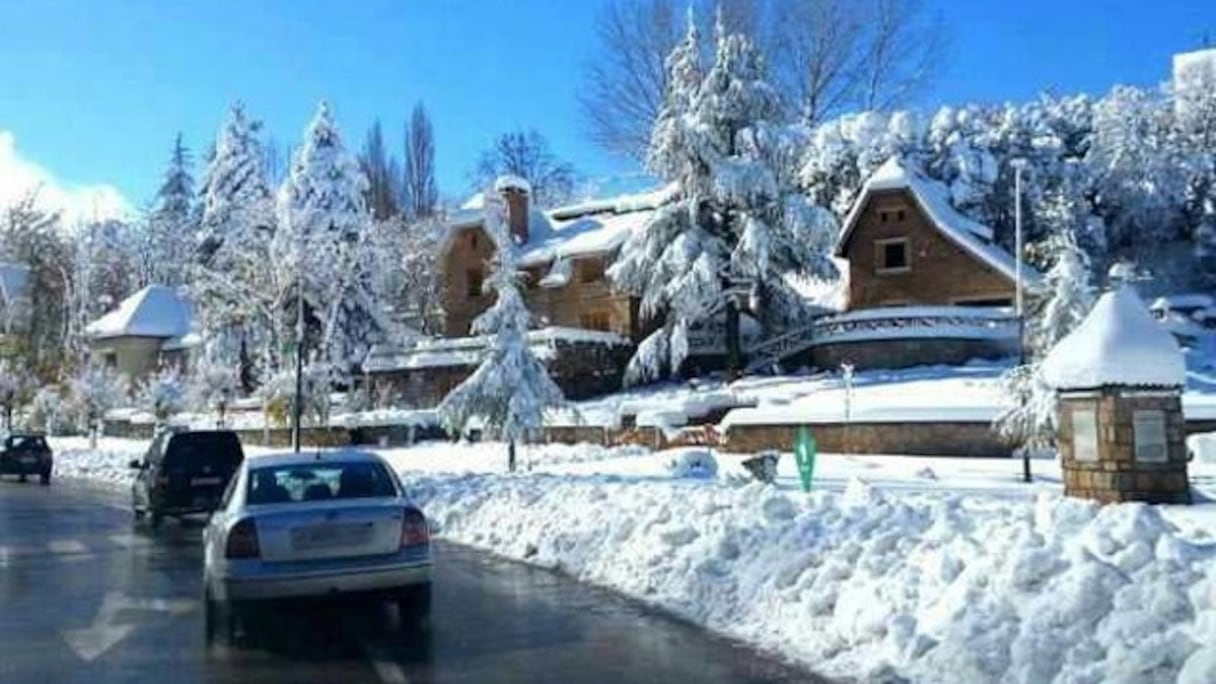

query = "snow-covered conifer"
610;10;838;384
278;101;392;376
140;135;198;287
437;200;565;470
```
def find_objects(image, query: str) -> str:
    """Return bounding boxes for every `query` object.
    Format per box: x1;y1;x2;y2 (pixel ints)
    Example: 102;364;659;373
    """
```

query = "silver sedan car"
202;450;432;643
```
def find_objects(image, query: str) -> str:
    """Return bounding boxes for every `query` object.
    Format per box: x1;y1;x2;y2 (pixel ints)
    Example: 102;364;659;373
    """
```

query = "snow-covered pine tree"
437;199;564;472
141;134;198;287
996;214;1096;448
278;101;392;378
610;10;838;384
193;104;280;390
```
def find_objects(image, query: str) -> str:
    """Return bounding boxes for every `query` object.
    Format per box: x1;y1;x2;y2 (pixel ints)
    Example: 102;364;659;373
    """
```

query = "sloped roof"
85;285;195;340
836;157;1039;286
439;186;676;269
1041;286;1185;390
0;263;29;302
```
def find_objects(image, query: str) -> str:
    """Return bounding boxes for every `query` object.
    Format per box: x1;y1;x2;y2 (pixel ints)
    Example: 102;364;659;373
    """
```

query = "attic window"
897;209;906;222
875;238;910;274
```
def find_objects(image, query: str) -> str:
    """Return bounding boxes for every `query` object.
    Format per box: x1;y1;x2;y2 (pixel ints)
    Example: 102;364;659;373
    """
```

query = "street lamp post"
292;246;304;453
1011;158;1030;483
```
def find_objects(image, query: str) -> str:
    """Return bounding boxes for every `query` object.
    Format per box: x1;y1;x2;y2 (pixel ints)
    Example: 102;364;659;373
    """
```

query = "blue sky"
0;0;1211;219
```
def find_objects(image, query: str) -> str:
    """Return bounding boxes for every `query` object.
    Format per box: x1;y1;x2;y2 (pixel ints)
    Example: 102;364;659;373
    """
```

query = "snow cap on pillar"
494;175;531;244
1041;285;1185;390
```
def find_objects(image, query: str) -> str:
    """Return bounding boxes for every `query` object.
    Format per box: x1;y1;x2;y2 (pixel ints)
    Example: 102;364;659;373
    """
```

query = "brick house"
365;178;668;407
835;157;1026;310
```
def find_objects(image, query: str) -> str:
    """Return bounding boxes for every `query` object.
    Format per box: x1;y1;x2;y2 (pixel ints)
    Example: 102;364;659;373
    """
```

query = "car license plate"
191;476;222;486
291;523;373;550
19;456;36;465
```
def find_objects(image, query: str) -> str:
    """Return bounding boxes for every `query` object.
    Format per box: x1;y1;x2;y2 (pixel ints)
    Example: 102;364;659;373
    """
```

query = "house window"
102;351;118;370
953;297;1014;308
875;238;910;273
580;311;611;331
880;211;888;223
1133;410;1168;463
579;258;605;283
469;232;478;249
897;209;906;222
1071;406;1098;462
466;268;484;298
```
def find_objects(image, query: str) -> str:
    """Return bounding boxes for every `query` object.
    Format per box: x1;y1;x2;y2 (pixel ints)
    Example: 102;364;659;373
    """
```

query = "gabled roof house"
86;285;199;380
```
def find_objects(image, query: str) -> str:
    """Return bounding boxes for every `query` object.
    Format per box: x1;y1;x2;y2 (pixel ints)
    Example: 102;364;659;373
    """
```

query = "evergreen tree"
193;104;279;390
142;134;197;286
610;10;838;384
278;101;392;376
437;200;565;471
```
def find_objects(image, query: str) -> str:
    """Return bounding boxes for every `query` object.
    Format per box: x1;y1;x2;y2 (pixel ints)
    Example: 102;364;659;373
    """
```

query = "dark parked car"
0;434;53;485
131;430;245;527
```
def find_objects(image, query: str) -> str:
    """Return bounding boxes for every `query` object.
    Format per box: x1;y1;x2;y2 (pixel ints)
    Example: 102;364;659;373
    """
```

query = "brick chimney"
494;175;532;244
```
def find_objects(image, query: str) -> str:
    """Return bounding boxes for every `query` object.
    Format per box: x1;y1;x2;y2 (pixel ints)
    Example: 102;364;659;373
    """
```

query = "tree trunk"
725;296;741;382
508;438;517;473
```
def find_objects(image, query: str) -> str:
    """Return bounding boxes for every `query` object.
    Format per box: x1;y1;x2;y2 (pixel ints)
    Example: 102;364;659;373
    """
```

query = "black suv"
0;434;53;485
130;430;244;527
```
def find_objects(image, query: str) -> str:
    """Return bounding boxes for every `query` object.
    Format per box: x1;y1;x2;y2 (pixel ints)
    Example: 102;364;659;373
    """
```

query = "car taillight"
401;508;429;548
226;518;260;559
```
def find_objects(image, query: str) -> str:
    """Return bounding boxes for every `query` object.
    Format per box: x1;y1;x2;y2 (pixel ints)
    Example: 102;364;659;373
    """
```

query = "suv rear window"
163;432;244;473
247;462;398;505
6;436;47;450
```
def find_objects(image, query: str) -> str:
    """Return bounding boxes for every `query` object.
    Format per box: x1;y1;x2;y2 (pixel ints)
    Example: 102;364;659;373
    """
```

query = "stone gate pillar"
1042;285;1190;505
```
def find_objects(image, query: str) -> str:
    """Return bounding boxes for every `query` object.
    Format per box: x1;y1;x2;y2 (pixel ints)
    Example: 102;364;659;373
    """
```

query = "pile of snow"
664;448;718;479
1189;432;1216;465
51;437;145;486
410;473;1216;683
1043;286;1186;390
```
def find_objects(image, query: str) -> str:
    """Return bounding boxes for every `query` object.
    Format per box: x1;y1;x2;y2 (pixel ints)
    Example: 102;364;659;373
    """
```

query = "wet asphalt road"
0;477;824;684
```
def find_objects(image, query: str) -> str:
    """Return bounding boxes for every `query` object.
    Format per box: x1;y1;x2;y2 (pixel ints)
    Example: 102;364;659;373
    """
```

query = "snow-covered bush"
187;353;241;419
257;363;334;427
29;386;67;435
0;358;35;429
135;367;187;424
67;365;129;441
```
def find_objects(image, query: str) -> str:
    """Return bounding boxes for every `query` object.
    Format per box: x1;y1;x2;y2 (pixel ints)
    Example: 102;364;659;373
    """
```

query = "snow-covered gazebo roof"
836;156;1040;286
85;285;195;340
1041;286;1186;390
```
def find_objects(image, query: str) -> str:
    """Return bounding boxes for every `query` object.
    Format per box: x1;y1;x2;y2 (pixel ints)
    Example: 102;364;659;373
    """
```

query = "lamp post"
292;238;304;454
1011;157;1031;483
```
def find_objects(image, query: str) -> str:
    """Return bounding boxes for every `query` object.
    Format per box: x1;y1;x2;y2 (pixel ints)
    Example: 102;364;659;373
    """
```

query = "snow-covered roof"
1149;293;1213;312
493;175;532;194
364;326;629;373
1041;286;1186;390
85;285;195;340
836;157;1040;286
440;185;675;270
162;331;203;351
0;263;29;302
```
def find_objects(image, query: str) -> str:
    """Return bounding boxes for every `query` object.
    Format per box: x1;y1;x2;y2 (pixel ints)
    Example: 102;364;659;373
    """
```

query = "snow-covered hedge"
409;474;1216;683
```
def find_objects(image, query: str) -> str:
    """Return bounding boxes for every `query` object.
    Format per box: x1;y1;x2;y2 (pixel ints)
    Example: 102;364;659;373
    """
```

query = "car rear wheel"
16;473;26;483
395;583;432;631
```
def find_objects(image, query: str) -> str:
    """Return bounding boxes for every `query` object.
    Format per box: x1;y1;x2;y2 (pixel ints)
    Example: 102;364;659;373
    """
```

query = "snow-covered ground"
46;434;1216;683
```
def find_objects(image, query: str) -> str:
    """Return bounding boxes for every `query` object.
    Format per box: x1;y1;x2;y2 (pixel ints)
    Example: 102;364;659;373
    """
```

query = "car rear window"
7;436;47;450
164;432;244;472
246;461;399;505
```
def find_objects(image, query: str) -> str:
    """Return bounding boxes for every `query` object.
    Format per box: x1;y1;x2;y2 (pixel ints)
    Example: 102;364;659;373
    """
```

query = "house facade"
366;179;663;407
835;157;1022;310
85;285;200;381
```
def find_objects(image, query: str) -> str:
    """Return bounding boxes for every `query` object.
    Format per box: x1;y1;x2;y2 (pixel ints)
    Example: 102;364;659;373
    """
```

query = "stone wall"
842;188;1015;309
1058;391;1190;504
805;336;1017;372
232;427;352;449
723;421;1013;457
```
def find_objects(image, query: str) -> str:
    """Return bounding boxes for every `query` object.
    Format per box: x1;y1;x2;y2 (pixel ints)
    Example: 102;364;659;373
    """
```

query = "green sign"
794;426;817;492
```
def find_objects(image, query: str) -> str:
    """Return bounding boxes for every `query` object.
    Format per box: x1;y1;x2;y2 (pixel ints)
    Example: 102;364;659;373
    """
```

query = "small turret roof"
1041;286;1185;390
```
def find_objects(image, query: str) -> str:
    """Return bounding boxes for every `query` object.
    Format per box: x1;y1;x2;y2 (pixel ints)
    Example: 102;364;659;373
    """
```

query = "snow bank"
50;437;145;487
409;473;1216;683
